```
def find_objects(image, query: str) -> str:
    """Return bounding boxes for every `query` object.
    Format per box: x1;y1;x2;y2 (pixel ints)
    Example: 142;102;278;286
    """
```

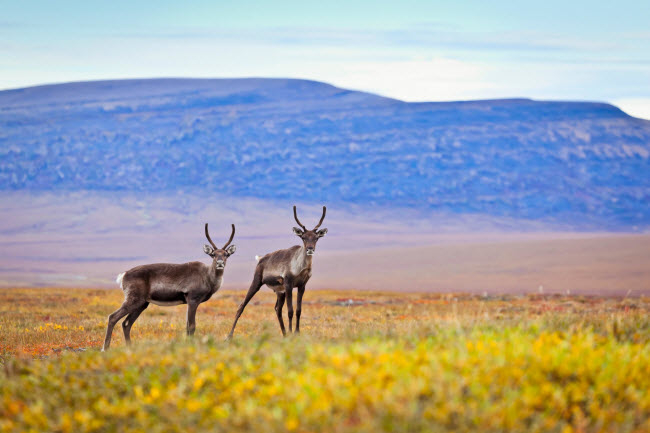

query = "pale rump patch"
255;255;261;262
116;272;125;289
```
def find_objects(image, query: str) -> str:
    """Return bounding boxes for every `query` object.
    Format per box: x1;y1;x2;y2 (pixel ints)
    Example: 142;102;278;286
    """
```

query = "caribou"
227;206;327;339
102;223;237;351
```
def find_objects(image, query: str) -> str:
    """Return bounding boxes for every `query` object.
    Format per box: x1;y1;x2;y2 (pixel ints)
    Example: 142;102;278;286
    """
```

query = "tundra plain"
1;288;649;432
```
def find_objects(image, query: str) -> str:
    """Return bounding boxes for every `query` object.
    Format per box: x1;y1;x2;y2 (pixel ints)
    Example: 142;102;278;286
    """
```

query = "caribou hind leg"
103;298;146;351
103;304;129;351
121;302;149;345
227;270;263;339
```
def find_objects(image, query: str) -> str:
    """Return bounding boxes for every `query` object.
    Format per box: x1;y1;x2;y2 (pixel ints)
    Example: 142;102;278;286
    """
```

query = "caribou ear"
226;244;237;255
317;228;328;237
203;244;215;257
293;227;304;236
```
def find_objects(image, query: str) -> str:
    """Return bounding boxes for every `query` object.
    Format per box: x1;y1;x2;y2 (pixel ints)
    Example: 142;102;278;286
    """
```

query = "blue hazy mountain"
1;78;649;230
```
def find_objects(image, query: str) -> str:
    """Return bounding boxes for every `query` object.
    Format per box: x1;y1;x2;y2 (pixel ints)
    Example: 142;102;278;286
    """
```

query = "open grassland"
1;288;650;432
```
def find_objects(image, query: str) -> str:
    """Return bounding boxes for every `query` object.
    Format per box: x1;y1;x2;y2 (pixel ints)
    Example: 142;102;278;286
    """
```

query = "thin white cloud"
614;98;650;120
296;57;496;101
1;25;648;109
103;25;619;54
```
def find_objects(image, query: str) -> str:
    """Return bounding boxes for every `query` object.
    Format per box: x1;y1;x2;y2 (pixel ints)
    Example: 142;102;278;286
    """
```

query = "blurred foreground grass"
1;288;649;432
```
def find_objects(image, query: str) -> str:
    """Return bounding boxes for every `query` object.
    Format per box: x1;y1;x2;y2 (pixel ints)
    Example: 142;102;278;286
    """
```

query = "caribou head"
203;223;237;270
292;205;327;256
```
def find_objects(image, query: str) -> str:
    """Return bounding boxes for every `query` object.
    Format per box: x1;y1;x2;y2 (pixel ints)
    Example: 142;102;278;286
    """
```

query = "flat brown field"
315;234;650;295
1;191;648;295
2;232;649;296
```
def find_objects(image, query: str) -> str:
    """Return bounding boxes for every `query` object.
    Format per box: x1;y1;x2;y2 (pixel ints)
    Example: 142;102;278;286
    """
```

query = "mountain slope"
1;78;649;229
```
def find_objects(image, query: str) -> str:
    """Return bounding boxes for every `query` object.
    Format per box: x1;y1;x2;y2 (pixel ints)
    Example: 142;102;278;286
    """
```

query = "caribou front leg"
295;285;305;333
285;283;294;333
274;292;287;336
186;302;200;336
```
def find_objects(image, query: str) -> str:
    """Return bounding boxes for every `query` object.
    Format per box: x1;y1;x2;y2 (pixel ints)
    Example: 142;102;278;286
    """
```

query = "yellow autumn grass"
1;288;649;432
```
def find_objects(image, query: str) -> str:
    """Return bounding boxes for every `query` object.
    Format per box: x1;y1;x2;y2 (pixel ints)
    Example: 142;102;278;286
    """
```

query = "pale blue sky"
2;0;649;117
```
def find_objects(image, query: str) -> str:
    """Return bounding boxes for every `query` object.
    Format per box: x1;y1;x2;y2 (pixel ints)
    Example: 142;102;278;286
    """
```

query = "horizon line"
0;75;631;110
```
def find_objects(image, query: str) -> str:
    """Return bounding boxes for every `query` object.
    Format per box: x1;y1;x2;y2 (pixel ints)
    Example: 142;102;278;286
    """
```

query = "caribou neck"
297;245;313;270
205;266;224;290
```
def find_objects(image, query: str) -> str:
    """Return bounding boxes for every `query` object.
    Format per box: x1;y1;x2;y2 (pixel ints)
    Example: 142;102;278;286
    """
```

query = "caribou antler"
205;223;235;250
293;206;306;230
223;224;235;249
205;223;218;250
313;206;327;230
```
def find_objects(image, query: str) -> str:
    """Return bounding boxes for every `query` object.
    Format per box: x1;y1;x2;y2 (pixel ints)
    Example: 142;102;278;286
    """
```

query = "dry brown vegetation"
1;288;649;432
1;287;648;357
